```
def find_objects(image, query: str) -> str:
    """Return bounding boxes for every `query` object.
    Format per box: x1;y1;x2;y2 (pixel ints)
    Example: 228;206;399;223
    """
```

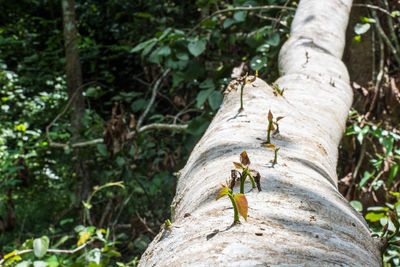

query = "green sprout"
264;143;280;166
216;185;248;224
266;110;284;144
231;72;257;112
272;83;285;97
232;150;261;193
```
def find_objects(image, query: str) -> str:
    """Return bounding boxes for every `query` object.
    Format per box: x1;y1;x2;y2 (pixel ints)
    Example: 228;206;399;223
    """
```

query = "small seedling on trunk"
217;185;248;224
232;150;261;193
266;110;284;144
225;72;257;112
272;83;285;97
302;51;310;67
264;143;280;166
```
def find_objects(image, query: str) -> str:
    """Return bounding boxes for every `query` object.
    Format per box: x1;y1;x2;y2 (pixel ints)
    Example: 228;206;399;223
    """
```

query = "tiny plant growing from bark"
272;83;285;97
232;150;261;193
224;71;258;112
216;185;248;224
266;110;284;144
264;143;280;166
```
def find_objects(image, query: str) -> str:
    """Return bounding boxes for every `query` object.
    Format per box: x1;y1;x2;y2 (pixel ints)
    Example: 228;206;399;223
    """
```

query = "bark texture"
139;0;382;266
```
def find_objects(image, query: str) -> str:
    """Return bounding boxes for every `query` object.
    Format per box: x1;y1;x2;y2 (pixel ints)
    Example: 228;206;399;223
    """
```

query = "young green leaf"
240;150;250;166
234;193;248;221
216;185;230;200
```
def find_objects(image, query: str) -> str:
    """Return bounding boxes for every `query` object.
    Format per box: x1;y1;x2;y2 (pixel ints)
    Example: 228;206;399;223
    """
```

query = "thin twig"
0;243;89;265
46;81;103;149
133;123;188;137
136;211;156;237
371;9;400;66
272;0;291;31
353;3;392;16
173;108;200;124
49;122;188;149
187;5;296;36
382;0;400;53
366;30;385;119
253;14;289;28
136;68;171;131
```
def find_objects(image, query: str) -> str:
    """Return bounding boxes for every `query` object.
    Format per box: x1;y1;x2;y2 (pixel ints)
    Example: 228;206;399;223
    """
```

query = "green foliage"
0;0;295;264
345;110;400;266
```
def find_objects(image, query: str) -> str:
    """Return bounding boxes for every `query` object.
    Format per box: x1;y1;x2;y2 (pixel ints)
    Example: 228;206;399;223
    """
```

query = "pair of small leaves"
233;150;250;169
272;83;285;96
268;110;284;123
216;185;248;221
268;110;284;122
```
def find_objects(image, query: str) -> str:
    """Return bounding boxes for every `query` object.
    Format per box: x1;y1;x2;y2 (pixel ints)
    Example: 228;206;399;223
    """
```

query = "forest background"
1;0;400;266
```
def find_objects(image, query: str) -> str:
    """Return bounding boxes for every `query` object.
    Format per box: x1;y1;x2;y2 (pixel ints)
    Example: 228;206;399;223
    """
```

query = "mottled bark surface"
139;0;382;266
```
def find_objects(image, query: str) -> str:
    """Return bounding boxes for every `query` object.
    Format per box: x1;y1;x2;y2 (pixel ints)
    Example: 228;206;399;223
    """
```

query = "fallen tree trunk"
139;0;382;266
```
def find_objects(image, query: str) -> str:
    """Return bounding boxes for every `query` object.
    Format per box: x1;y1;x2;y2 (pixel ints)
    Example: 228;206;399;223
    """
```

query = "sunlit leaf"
250;56;266;71
33;236;49;258
3;250;16;260
33;261;48;267
365;212;385;222
276;116;284;121
350;200;363;212
233;162;244;169
240;150;250;166
264;143;275;149
216;185;230;200
77;231;91;247
234;193;248;221
354;23;370;35
268;110;273;121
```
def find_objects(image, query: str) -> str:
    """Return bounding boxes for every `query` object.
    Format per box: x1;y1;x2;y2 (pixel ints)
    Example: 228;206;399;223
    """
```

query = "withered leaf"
230;170;239;189
129;114;136;128
240;150;250;166
254;171;261;192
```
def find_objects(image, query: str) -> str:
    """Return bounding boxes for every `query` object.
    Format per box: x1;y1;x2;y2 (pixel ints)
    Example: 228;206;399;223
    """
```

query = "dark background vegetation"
0;0;399;266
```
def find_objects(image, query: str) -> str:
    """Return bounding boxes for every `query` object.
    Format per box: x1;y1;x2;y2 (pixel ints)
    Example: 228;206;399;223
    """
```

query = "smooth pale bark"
139;0;382;266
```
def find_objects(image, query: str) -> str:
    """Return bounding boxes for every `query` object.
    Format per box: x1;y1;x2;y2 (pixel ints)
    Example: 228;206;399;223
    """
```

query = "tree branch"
371;8;400;66
0;243;89;265
46;81;104;149
49;123;188;149
187;5;296;36
353;3;392;16
136;68;171;131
